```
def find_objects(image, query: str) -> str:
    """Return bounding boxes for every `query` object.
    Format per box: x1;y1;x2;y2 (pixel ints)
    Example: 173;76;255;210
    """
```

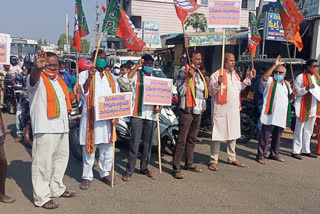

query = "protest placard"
208;0;242;28
96;92;132;121
0;33;11;65
143;76;173;106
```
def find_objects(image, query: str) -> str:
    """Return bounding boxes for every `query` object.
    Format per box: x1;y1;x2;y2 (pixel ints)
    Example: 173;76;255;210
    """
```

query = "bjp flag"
277;0;304;51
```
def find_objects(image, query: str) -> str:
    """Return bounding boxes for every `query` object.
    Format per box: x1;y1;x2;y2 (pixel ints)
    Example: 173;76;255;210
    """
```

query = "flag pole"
286;40;295;82
156;106;162;174
93;32;104;64
181;24;192;65
251;55;255;70
75;50;80;101
220;29;226;95
111;125;116;188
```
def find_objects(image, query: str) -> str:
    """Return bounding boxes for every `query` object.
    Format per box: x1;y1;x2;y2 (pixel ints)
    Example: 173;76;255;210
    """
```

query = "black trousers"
257;124;284;159
126;117;156;174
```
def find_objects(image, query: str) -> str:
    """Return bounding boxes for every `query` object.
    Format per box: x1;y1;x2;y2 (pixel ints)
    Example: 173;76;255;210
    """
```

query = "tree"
184;13;207;32
81;39;90;54
37;39;42;49
57;33;90;53
43;38;48;45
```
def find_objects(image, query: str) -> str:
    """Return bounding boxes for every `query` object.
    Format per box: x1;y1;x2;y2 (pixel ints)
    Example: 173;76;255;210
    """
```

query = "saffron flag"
73;0;89;52
277;0;304;51
248;12;261;57
173;0;200;24
102;0;145;52
101;4;106;13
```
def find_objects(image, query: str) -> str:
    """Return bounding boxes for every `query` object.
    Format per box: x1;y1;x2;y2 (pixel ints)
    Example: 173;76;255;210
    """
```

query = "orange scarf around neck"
217;69;240;104
40;72;72;118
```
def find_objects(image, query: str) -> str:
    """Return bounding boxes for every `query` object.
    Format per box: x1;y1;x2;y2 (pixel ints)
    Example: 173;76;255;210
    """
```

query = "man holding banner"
172;50;208;179
208;53;256;170
79;50;119;189
122;54;160;182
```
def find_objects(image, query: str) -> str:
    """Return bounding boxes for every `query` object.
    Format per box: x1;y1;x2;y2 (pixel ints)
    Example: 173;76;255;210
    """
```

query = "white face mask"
113;68;121;75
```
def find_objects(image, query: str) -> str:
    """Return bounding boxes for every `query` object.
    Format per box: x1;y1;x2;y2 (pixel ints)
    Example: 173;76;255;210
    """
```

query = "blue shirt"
58;71;72;86
254;75;265;106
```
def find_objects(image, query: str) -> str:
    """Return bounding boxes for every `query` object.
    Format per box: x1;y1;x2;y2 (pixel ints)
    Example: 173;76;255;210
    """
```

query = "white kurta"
79;70;119;145
294;73;318;118
260;77;292;129
209;69;251;141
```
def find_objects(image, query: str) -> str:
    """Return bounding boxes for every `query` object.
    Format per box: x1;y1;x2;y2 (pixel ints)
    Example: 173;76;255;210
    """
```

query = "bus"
10;37;38;58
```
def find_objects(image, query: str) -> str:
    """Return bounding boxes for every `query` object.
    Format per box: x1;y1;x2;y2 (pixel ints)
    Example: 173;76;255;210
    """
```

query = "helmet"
78;58;93;72
10;56;19;66
25;53;36;68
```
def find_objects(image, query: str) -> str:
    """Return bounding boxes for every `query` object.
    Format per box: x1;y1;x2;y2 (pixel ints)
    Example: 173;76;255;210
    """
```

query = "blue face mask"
274;74;284;82
143;65;153;74
59;70;66;73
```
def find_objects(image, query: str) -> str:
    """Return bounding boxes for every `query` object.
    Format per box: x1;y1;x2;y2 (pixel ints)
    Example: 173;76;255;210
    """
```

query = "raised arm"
263;55;281;82
30;50;46;87
127;59;143;79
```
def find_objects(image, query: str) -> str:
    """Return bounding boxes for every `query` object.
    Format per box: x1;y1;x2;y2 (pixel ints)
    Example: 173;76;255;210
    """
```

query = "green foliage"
57;33;90;53
184;13;207;32
43;38;48;45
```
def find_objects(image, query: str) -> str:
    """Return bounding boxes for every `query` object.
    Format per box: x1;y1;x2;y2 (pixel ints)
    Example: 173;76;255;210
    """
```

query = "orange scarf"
300;72;320;122
40;72;71;118
185;64;208;108
217;69;240;104
86;70;116;154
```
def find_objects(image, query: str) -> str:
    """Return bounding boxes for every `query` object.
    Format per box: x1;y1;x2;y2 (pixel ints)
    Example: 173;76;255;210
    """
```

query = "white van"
106;56;141;67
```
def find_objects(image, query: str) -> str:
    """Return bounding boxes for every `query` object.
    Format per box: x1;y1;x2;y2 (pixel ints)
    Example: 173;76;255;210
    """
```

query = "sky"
0;0;107;45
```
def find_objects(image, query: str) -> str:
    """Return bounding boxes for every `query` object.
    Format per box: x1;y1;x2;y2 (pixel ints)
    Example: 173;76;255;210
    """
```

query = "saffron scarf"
217;69;240;104
40;72;71;118
264;79;292;126
185;64;208;108
86;70;116;154
300;72;320;122
133;70;144;116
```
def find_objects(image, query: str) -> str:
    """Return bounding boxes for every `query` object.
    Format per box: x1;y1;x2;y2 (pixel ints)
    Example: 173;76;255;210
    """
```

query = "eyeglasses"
311;65;319;68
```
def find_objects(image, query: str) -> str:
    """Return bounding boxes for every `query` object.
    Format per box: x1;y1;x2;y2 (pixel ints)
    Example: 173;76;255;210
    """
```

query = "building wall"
130;0;256;47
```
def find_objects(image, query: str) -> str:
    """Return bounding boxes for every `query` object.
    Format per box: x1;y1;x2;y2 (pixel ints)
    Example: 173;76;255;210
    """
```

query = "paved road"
1;113;320;214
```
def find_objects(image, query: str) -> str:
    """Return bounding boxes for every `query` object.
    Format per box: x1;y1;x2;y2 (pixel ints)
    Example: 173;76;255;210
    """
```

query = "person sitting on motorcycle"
122;55;160;182
58;61;72;86
0;65;10;107
9;56;23;76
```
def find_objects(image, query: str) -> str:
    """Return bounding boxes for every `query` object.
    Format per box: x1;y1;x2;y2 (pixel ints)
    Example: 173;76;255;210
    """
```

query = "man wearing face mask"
256;56;297;164
58;61;72;86
122;54;160;182
27;51;74;209
78;49;119;189
292;59;320;159
208;53;256;171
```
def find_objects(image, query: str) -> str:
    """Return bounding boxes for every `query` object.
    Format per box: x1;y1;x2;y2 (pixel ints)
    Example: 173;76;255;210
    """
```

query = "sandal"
79;179;90;190
61;191;75;198
184;165;203;173
14;136;23;142
208;162;219;171
101;175;115;186
0;195;16;203
172;171;184;179
42;200;59;209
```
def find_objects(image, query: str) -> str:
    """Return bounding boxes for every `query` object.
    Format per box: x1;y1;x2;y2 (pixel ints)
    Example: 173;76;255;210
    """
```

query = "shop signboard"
302;0;320;17
265;13;285;41
188;34;233;47
142;21;160;45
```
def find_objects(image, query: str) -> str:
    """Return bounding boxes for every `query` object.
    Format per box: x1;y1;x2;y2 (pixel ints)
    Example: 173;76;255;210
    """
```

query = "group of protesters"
0;49;319;209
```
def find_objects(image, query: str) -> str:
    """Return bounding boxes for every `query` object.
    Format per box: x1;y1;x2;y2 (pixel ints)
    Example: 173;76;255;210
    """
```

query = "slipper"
184;165;203;173
101;175;115;186
172;171;184;179
42;200;59;209
14;136;23;142
0;195;16;203
208;162;218;171
79;179;90;190
60;191;75;198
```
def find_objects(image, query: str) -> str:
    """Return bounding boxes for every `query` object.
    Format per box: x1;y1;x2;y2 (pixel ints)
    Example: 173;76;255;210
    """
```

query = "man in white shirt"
27;51;74;209
79;50;119;189
292;59;320;159
122;54;160;182
256;56;296;164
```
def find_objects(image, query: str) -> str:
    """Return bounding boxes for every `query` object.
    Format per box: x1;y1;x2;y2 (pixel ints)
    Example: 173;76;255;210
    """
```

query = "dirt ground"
1;113;320;214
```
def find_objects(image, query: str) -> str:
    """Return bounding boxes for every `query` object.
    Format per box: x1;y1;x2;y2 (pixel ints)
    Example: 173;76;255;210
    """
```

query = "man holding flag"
79;50;119;189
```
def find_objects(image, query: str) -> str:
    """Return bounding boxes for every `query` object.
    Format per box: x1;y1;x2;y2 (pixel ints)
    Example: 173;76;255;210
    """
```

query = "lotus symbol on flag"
174;0;197;10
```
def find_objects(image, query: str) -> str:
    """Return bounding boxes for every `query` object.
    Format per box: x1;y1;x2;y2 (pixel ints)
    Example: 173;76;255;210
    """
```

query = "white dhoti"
32;133;69;207
82;143;113;180
292;117;316;154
